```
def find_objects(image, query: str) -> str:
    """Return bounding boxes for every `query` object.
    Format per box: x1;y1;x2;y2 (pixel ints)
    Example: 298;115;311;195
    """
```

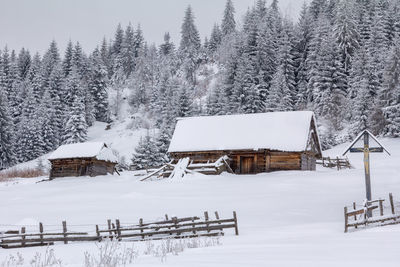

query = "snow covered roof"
168;111;320;153
48;142;118;163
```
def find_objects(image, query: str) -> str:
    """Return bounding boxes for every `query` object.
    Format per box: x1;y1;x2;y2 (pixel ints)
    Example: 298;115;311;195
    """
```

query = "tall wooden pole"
363;133;372;217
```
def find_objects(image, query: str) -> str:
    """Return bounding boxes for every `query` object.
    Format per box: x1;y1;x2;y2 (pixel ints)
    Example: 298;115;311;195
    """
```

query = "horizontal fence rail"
317;157;351;170
0;211;238;249
344;193;399;232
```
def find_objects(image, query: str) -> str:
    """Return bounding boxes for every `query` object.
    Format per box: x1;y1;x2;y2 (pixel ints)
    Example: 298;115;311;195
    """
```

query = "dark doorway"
240;156;255;174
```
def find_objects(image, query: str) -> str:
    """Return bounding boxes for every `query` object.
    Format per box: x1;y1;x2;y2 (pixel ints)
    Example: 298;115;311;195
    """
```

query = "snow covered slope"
0;139;399;266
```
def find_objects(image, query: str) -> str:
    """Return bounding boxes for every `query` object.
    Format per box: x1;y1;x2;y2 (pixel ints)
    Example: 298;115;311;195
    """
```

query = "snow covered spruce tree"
179;5;201;85
380;37;400;137
62;96;88;144
0;92;15;169
131;133;160;169
89;48;110;122
221;0;236;38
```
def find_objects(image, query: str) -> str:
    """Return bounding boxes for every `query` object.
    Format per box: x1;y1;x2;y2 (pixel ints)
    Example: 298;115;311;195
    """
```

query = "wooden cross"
343;130;390;216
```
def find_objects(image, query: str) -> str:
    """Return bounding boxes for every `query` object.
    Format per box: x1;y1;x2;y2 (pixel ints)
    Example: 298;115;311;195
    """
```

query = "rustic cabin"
48;142;118;179
167;111;322;174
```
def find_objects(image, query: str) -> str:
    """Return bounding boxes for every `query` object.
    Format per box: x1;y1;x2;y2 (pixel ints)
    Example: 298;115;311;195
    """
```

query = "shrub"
0;168;48;180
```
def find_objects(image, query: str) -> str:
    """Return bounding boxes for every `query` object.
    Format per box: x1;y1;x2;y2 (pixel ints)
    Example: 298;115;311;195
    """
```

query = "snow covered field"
1;139;400;266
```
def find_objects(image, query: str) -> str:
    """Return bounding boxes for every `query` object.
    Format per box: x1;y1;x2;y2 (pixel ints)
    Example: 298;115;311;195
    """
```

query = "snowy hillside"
1;139;399;266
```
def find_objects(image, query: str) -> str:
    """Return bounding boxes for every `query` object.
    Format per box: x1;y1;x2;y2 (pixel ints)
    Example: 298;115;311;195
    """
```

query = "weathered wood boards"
316;157;351;170
344;193;398;233
170;150;317;174
49;158;116;179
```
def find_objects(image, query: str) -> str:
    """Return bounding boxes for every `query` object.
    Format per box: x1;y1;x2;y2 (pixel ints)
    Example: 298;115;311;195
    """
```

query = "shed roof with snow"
168;111;322;156
48;142;118;163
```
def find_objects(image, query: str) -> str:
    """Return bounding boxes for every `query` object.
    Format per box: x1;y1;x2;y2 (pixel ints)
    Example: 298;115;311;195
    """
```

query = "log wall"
49;158;116;179
170;150;316;174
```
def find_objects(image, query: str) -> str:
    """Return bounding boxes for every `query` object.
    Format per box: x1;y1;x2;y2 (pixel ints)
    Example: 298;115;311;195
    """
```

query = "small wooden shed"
48;142;118;179
168;111;322;174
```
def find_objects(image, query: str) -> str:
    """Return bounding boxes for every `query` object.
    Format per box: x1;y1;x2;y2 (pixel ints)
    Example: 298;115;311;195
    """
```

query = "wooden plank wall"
301;154;317;171
170;150;316;173
269;152;301;171
50;158;116;178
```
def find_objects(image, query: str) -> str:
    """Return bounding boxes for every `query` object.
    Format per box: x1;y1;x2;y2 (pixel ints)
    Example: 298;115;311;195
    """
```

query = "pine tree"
0;92;15;169
119;23;136;77
63;67;83;107
131;134;159;169
42;40;61;80
379;37;400;136
27;53;44;104
112;24;124;57
208;24;222;55
16;87;46;162
0;47;13;99
294;2;313;109
221;0;236;37
17;48;31;79
160;32;175;56
38;91;57;152
155;123;172;164
266;66;293;111
334;0;360;72
89;48;110;122
349;77;371;137
179;6;201;85
175;85;192;117
62;96;88;144
63;40;74;77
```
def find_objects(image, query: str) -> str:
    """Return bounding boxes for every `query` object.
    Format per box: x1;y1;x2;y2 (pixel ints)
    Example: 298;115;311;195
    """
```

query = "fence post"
21;227;26;247
165;214;172;235
344;207;348;233
107;219;112;239
116;219;121;239
233;211;239;236
139;218;144;239
336;157;340;170
379;199;384;217
96;225;100;241
39;222;44;245
62;221;68;244
215;211;223;232
204;211;210;233
191;217;196;235
352;203;357;229
173;217;179;236
112;223;116;237
389;193;395;215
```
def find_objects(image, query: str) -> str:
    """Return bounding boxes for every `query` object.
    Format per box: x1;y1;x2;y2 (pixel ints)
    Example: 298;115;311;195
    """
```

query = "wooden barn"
167;111;322;174
48;142;118;179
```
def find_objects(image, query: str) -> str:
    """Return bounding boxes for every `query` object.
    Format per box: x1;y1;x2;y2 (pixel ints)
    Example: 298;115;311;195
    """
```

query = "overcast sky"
0;0;307;54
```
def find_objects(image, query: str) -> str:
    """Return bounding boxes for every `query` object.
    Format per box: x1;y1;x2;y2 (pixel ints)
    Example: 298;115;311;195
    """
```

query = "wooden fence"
344;193;399;232
0;211;238;249
317;157;351;170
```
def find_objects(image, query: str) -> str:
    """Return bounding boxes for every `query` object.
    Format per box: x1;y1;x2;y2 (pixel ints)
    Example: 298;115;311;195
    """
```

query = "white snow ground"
1;138;400;266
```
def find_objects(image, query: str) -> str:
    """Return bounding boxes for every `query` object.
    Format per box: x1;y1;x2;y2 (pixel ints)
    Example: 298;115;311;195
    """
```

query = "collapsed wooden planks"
344;193;398;232
140;156;233;181
0;211;239;249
